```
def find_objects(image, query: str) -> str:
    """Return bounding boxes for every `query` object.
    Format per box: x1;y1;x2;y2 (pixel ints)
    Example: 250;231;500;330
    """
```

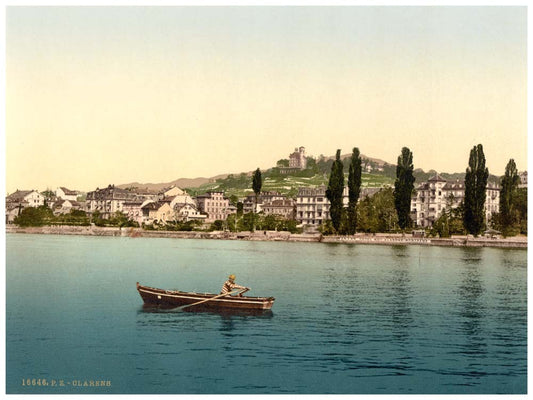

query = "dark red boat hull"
136;282;275;311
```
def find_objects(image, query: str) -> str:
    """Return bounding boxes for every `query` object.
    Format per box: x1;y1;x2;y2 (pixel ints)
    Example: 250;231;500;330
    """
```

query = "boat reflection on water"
139;303;274;318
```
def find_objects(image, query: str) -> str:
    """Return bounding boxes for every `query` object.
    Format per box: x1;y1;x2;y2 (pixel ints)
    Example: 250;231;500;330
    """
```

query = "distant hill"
117;175;229;192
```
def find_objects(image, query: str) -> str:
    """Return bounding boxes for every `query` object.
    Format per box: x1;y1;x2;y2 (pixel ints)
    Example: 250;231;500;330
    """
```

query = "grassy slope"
186;171;395;199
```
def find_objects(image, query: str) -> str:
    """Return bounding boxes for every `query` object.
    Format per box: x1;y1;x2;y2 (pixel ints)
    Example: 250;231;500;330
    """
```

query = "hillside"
117;151;500;199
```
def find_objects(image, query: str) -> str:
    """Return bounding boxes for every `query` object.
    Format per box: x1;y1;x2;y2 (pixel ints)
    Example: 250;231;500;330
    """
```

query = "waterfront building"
86;185;147;219
141;201;174;225
411;173;500;228
296;186;381;227
242;191;285;214
122;200;148;226
262;198;296;220
196;191;233;223
296;186;330;226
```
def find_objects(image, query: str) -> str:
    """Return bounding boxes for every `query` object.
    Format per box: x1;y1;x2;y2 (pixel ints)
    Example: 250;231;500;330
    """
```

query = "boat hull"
136;283;275;311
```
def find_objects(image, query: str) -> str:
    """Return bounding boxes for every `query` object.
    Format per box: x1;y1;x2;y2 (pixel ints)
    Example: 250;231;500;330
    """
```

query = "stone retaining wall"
5;225;527;248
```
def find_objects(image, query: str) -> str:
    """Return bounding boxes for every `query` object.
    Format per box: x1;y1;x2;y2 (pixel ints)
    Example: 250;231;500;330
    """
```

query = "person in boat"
221;274;250;297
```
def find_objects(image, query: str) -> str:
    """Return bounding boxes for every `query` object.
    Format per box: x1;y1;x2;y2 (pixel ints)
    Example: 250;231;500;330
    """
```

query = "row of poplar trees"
325;147;417;235
325;144;521;237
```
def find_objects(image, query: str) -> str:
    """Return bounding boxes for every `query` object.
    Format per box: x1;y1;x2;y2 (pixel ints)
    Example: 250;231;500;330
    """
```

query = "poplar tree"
251;168;262;232
326;149;345;233
252;168;262;212
347;147;362;235
463;144;489;236
499;159;520;235
394;147;415;230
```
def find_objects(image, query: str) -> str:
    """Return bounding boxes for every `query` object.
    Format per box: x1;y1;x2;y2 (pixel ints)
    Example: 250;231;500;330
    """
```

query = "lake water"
5;233;527;394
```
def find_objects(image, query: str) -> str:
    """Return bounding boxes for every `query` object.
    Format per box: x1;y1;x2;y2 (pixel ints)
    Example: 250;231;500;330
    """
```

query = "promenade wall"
5;225;527;249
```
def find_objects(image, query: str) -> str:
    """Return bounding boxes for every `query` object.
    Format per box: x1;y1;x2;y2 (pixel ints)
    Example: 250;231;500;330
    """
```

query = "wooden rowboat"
136;282;275;312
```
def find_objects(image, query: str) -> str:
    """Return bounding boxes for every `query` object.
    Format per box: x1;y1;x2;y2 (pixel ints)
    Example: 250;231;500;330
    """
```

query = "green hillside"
182;154;501;200
186;170;395;199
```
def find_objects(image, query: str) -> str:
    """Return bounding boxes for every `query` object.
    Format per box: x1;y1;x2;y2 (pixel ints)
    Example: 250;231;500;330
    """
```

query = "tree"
463;144;489;236
347;147;362;234
251;168;262;232
252;168;262;213
326;149;345;233
394;147;415;230
499;159;520;235
13;206;51;227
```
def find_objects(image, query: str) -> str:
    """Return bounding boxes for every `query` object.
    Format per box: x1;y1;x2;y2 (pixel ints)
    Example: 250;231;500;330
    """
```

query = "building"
519;171;527;188
141;201;174;225
262;199;296;219
174;203;207;223
242;191;285;214
296;186;382;227
161;185;186;198
122;200;147;226
411;173;500;228
289;146;307;169
55;187;78;201
484;182;500;222
5;190;46;224
6;190;45;208
296;186;330;226
196;191;232;223
52;199;83;215
280;146;307;174
85;185;146;219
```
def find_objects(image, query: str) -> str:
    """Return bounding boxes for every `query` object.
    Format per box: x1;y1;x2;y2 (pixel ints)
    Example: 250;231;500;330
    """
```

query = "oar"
177;290;241;311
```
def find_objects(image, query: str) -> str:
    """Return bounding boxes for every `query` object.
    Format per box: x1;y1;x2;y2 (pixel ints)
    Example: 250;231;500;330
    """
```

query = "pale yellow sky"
5;6;527;193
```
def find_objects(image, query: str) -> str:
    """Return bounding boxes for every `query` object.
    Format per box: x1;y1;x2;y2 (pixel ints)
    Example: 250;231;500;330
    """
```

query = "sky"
4;6;528;193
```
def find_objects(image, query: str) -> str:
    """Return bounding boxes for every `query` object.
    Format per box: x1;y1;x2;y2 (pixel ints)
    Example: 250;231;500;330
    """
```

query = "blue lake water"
5;233;527;394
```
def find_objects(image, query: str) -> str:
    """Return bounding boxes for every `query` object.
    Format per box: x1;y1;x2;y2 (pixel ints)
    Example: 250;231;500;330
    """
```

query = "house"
5;190;46;224
161;185;186;197
52;199;83;215
174;203;207;223
85;185;148;219
262;199;296;219
122;200;148;226
242;191;285;214
411;173;500;228
55;187;78;201
6;190;45;208
141;201;174;225
6;204;22;224
196;191;232;223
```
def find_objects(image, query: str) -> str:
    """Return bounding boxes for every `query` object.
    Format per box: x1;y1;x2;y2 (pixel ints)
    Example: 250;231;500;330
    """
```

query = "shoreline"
5;225;527;249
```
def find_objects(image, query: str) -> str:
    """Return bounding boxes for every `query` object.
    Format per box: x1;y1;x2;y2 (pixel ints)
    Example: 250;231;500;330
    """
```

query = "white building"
5;190;46;224
55;187;78;201
6;190;45;208
411;173;500;228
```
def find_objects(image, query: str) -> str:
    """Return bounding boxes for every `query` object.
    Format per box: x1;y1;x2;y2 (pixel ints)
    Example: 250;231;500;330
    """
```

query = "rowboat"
136;282;275;312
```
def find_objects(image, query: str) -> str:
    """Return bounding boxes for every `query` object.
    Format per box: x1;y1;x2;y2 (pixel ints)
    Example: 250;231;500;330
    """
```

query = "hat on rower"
228;274;236;280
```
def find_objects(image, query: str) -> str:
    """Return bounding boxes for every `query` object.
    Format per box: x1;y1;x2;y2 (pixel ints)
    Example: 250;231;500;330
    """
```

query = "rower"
220;274;250;297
